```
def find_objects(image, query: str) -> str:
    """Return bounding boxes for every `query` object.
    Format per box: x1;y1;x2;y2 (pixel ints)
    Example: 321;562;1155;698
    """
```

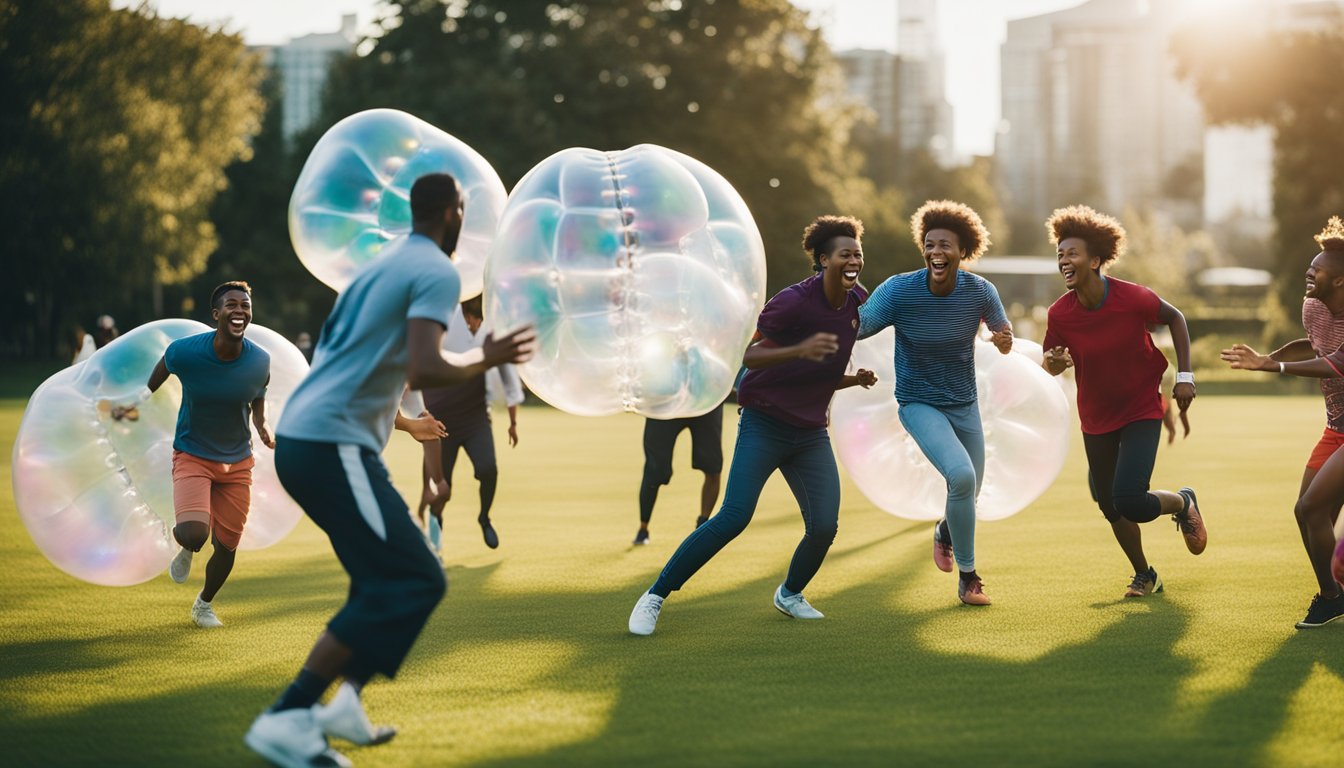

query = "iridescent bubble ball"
485;144;767;418
831;329;1071;521
10;320;308;586
289;108;506;298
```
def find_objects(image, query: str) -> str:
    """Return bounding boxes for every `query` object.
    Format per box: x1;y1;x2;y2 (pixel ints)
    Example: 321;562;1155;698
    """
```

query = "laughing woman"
1041;205;1205;600
628;215;877;636
858;200;1013;606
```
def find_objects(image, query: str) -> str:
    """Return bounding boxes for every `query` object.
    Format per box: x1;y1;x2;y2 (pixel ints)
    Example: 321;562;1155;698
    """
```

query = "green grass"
2;396;1343;767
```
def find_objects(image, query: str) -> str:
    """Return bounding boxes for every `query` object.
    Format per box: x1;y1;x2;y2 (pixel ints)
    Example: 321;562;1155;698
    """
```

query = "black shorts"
642;407;724;485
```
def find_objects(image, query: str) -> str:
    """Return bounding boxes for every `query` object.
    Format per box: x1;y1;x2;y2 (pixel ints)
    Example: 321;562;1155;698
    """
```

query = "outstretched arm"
1222;343;1343;377
837;369;878;390
405;318;535;390
742;332;840;369
111;356;170;421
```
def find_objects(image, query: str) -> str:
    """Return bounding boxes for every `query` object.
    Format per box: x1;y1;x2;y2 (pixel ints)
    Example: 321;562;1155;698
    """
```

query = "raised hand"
797;332;840;362
1043;346;1073;375
482;325;537;367
990;328;1014;355
1220;343;1270;371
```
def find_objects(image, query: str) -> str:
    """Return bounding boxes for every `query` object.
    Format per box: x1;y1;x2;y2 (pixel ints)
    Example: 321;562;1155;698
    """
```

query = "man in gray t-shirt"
245;174;534;768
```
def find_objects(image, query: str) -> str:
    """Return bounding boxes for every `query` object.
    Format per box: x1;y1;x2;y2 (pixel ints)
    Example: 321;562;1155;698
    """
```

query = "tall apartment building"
997;0;1205;222
834;0;954;167
269;15;359;139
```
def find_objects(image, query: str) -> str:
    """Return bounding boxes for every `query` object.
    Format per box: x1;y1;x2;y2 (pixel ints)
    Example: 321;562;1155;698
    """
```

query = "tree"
307;0;878;294
170;72;335;340
1173;20;1344;341
0;0;264;358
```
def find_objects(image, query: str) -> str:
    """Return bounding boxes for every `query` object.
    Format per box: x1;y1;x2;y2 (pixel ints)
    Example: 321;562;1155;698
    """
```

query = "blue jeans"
899;402;985;572
650;408;840;598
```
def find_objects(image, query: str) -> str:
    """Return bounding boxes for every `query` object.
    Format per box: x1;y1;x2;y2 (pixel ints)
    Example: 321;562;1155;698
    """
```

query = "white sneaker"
628;591;664;636
244;707;351;768
169;547;193;583
314;682;397;746
773;585;824;619
191;595;223;628
428;515;442;553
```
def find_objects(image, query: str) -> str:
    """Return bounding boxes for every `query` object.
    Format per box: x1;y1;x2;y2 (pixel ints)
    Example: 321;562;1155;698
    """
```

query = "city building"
260;14;358;140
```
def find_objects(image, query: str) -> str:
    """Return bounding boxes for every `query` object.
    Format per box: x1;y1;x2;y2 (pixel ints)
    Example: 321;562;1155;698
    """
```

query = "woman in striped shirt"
858;200;1013;606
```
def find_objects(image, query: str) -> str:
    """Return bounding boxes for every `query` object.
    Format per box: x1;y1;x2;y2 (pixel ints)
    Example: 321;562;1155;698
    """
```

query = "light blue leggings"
898;402;985;572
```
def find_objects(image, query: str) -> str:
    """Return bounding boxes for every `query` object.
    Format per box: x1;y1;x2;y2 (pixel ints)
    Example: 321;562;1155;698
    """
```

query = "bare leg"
199;532;236;602
1296;455;1344;596
698;472;721;523
1109;518;1148;573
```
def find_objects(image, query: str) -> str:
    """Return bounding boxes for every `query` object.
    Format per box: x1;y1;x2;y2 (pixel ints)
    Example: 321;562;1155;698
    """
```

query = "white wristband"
1175;372;1195;385
1278;361;1286;374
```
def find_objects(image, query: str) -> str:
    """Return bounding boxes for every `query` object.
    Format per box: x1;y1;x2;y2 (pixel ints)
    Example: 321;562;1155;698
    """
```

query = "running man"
243;173;533;767
114;281;272;628
633;407;723;546
1221;216;1344;628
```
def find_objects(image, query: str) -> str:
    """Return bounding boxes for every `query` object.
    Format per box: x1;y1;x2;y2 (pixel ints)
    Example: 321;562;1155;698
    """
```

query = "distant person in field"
1221;215;1344;629
94;314;119;348
295;331;314;363
1040;206;1205;601
243;173;534;767
633;407;723;546
628;215;876;636
858;200;1013;607
71;325;96;364
113;281;273;629
416;295;524;556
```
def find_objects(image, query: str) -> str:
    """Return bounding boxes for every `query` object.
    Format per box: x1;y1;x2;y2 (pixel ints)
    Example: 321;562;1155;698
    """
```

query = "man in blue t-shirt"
244;173;534;768
115;281;272;628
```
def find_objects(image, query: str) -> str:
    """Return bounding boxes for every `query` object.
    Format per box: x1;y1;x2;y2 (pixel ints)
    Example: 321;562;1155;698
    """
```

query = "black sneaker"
1294;592;1344;629
633;529;650;546
1123;567;1164;598
479;518;499;550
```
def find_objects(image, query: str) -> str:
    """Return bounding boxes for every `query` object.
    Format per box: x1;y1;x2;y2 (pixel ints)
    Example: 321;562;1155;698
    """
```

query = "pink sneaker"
958;575;991;606
933;519;954;573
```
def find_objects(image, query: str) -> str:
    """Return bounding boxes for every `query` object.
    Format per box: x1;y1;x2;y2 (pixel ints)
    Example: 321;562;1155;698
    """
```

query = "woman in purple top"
628;215;877;635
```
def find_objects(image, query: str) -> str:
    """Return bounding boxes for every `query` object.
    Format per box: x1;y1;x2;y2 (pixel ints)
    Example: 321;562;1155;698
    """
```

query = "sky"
118;0;1088;157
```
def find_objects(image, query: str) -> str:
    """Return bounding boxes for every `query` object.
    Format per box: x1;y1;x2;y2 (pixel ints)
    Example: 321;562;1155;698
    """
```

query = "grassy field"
2;395;1342;767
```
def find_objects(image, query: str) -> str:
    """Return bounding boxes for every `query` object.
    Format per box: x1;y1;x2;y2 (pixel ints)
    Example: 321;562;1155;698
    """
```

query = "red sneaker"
933;519;954;573
1175;487;1207;555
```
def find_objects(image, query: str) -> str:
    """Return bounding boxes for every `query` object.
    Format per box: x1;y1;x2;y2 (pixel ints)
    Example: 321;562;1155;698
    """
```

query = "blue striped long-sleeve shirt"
858;269;1009;407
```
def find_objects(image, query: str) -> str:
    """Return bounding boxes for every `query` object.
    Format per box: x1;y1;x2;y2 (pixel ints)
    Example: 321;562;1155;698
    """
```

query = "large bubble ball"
289;108;507;298
484;144;766;418
11;320;308;586
831;328;1071;521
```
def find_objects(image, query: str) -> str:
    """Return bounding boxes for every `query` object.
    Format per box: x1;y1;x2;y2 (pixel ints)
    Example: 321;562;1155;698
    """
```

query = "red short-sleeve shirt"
1043;277;1168;435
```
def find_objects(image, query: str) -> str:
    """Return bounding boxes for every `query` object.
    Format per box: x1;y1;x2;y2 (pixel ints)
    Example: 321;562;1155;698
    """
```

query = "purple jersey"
737;274;866;428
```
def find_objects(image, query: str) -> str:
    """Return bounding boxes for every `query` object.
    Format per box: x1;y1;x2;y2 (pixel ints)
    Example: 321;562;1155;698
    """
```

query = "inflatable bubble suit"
485;144;767;418
831;329;1071;521
10;320;309;586
289;108;507;298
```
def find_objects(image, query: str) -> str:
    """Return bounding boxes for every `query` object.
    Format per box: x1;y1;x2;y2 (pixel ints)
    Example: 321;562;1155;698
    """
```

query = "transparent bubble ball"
10;320;309;586
831;329;1071;521
289;108;506;298
484;144;767;418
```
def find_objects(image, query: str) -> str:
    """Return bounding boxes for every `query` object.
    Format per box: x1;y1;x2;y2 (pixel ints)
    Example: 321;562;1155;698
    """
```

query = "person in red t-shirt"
1040;205;1205;599
1221;216;1344;629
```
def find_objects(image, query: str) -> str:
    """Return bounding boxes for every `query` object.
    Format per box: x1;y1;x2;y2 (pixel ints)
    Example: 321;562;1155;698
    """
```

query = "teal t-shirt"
164;332;271;463
276;233;461;452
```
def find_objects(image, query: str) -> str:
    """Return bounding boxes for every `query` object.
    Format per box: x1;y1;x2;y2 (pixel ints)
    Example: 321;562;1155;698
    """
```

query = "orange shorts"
1306;428;1344;470
171;450;254;550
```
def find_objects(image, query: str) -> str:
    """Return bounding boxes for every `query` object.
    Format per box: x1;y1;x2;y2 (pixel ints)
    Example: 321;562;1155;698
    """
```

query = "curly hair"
801;215;864;272
1315;216;1344;252
1045;205;1128;268
910;200;991;261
